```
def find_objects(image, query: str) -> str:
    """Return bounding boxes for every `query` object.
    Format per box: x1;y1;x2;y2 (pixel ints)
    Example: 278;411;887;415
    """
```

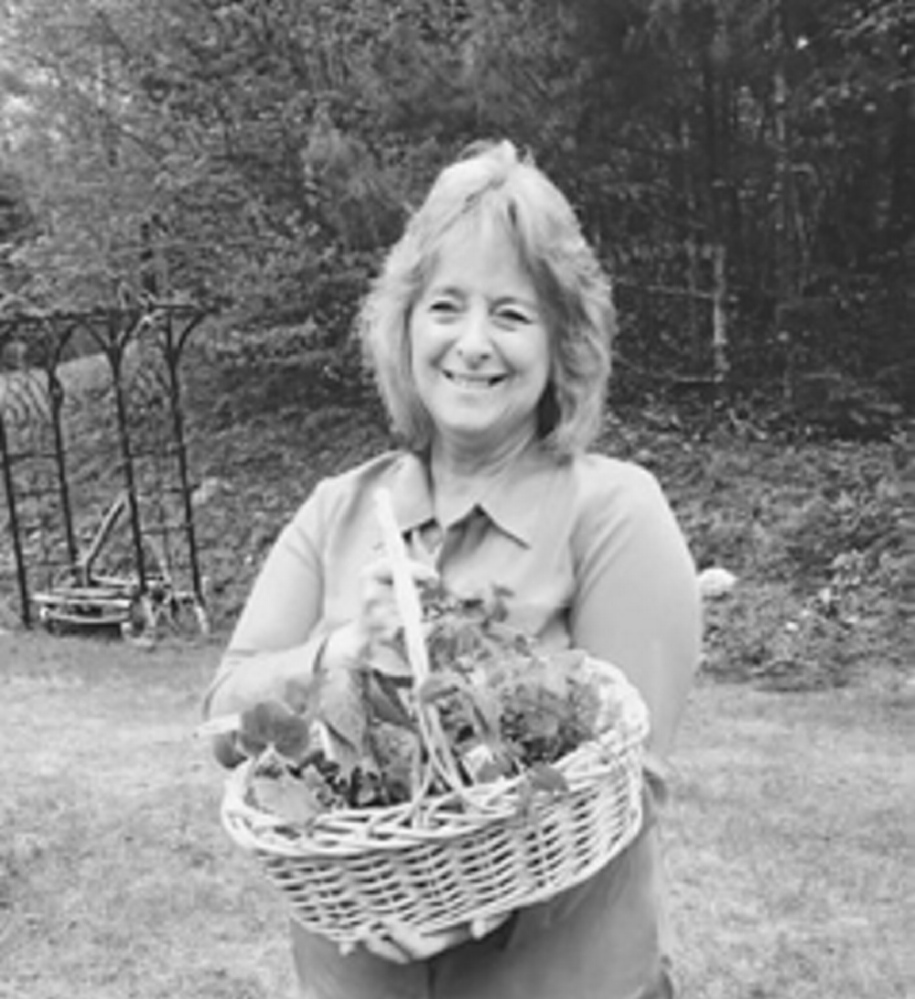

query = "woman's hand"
340;912;510;964
321;554;439;674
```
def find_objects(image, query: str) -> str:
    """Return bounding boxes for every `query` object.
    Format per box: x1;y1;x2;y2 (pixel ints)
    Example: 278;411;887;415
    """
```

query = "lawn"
1;339;912;995
1;627;911;998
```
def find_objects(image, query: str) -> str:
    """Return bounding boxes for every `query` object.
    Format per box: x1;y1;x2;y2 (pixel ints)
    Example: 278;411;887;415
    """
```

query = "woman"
205;139;701;998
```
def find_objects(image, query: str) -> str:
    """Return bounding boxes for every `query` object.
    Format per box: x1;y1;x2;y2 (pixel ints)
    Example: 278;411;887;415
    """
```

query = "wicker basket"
221;669;647;947
218;490;649;947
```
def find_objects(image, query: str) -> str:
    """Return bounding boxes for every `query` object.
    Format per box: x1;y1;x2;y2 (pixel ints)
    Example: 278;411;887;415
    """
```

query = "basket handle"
374;488;464;794
374;488;431;685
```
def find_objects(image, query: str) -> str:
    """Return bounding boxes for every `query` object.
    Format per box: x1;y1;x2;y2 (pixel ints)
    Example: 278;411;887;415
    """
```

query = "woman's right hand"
203;551;437;766
320;554;439;675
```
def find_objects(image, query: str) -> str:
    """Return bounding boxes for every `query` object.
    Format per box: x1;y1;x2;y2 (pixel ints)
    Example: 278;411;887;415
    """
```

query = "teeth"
447;373;501;388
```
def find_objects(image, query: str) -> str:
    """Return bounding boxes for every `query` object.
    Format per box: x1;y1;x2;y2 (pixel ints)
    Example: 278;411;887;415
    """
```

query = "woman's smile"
442;370;508;390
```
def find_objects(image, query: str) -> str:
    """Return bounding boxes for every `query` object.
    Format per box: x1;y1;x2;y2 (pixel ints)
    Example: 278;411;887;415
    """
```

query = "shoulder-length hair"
358;140;615;456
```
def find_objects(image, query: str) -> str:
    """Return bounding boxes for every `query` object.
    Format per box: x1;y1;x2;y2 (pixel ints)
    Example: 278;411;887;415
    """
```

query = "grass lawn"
1;628;911;998
1;344;912;995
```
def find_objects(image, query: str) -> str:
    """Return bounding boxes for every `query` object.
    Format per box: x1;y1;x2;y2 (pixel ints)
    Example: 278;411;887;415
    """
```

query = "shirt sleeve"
570;462;701;760
202;481;331;753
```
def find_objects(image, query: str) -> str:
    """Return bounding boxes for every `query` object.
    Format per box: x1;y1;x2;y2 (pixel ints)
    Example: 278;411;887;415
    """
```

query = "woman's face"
409;217;551;461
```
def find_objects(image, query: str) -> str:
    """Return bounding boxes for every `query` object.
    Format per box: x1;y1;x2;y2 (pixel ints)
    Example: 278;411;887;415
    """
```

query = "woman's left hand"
341;912;509;964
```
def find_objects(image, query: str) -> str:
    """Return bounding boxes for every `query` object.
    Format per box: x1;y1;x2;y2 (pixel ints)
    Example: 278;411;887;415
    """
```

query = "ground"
0;630;911;998
1;340;913;996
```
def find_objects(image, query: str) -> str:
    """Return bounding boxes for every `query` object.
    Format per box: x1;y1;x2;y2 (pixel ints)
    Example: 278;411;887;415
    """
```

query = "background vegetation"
1;0;913;430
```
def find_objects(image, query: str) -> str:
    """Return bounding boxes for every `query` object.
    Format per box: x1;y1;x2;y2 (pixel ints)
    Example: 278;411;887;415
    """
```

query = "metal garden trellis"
0;301;209;635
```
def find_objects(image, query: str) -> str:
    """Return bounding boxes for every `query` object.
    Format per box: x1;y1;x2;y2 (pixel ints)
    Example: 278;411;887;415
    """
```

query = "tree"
0;0;910;411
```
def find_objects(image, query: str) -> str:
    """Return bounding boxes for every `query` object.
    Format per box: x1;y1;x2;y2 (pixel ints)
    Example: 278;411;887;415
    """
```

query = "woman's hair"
358;139;615;456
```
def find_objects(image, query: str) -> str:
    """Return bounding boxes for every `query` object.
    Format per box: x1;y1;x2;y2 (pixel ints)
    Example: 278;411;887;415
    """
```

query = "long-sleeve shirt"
206;443;701;999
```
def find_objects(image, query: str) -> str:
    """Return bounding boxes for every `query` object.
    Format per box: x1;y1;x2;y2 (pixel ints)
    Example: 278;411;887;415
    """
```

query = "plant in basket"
229;580;638;828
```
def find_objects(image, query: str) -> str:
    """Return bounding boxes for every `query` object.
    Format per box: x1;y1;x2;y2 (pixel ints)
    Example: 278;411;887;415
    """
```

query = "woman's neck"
429;431;536;521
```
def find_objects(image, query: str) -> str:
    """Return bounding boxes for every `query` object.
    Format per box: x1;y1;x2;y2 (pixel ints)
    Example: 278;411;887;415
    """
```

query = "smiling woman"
203;139;701;999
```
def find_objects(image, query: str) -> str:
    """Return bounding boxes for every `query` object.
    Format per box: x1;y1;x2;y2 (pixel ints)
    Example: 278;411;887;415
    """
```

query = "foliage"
234;583;619;822
0;0;911;409
0;165;33;244
194;319;372;422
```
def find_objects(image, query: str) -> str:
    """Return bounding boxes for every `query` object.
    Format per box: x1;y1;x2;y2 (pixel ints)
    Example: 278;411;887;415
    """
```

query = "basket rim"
221;673;649;860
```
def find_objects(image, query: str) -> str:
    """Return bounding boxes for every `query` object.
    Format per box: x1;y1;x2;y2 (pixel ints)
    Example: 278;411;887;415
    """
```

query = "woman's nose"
455;307;493;363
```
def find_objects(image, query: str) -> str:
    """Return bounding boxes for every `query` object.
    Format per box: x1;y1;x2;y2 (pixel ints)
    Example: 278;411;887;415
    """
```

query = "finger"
358;564;398;638
342;926;417;965
358;557;439;645
362;594;403;640
377;923;469;962
340;934;409;963
361;582;433;642
369;936;415;964
470;911;510;940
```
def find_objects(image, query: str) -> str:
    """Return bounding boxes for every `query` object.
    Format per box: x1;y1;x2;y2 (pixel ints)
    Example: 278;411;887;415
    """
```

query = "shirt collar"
388;445;562;548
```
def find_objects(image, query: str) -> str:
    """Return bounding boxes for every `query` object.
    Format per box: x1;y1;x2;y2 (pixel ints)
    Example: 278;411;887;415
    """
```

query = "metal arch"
0;302;209;633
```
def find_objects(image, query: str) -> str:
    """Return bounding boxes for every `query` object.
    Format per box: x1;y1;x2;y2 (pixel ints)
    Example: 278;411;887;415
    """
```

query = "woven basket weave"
220;668;648;947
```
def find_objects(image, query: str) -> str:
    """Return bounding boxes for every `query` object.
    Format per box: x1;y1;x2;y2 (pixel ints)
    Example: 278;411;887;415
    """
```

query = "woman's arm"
571;463;701;760
202;477;435;766
202;492;332;762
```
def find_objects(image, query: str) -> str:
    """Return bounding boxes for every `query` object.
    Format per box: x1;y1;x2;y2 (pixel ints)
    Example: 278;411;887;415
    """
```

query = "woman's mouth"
444;371;507;389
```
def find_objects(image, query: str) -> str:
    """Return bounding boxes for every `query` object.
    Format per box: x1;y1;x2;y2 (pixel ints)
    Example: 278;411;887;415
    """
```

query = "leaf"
536;656;571;701
368;724;417;800
365;672;416;731
485;620;530;653
464;684;502;742
317;666;367;751
461;742;514;782
474;757;510;783
283;676;317;713
239;700;311;761
527;763;569;796
515;688;565;741
488;584;513;621
322;725;363;783
417;673;459;705
352;763;385;807
251;770;324;824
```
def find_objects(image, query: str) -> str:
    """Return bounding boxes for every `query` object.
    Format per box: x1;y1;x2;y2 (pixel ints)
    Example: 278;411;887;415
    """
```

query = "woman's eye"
496;307;531;326
429;298;459;316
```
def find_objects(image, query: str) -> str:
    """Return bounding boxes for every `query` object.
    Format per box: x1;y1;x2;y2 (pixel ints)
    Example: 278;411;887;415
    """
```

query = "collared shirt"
207;443;700;999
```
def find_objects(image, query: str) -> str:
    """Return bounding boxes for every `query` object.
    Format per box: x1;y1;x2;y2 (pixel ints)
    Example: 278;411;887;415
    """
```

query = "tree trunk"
772;0;794;401
702;18;731;392
712;242;729;385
